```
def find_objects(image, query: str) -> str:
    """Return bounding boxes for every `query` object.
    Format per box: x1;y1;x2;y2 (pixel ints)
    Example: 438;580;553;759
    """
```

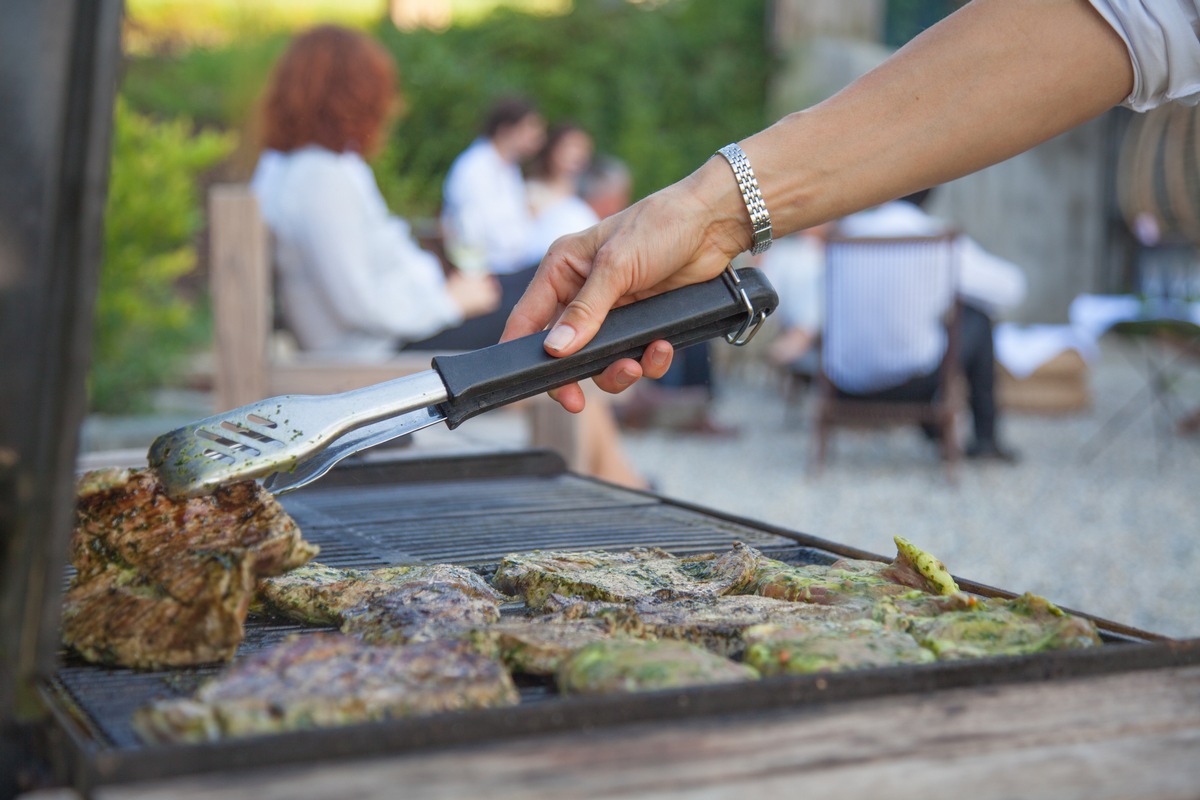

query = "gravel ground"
619;335;1200;640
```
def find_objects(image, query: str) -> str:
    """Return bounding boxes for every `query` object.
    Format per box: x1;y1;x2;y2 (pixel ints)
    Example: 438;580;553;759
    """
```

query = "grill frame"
41;450;1200;791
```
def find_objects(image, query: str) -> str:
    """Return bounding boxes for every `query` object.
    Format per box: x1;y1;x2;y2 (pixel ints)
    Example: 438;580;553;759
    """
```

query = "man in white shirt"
441;97;546;275
831;188;1027;461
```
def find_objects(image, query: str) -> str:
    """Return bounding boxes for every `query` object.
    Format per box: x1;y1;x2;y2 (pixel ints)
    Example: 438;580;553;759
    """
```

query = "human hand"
501;163;749;411
447;272;501;319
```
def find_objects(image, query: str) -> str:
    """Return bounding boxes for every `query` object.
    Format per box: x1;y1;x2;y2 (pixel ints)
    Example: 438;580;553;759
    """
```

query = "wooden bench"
207;184;583;469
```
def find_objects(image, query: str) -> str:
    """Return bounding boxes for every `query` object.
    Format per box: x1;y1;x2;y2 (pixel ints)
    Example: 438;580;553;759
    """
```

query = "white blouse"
1088;0;1200;110
251;147;461;359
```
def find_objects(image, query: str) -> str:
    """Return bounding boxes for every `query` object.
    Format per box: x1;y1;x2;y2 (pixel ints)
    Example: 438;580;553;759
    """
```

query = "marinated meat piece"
746;537;957;607
340;582;501;645
492;543;760;610
63;468;317;668
546;594;867;658
133;634;519;744
470;617;619;676
904;593;1102;659
743;619;936;675
557;639;759;695
257;562;503;626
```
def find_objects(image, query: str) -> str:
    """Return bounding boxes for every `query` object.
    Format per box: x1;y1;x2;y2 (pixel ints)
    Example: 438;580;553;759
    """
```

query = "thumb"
542;269;627;357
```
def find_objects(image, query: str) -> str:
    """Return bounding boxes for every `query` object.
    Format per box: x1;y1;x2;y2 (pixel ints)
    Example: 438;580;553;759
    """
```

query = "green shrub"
375;0;771;216
90;98;235;414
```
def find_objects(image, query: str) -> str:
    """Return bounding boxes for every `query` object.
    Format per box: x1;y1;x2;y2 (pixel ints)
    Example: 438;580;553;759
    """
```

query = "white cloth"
441;138;534;275
250;146;462;360
994;323;1100;380
1087;0;1200;111
523;194;599;266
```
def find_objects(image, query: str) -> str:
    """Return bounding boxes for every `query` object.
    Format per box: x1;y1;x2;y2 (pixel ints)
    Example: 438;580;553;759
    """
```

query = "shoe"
965;439;1019;463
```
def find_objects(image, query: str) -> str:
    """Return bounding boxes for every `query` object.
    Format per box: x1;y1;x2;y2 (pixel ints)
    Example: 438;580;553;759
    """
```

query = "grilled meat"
63;468;317;668
546;594;868;658
340;582;501;645
746;537;958;608
904;593;1102;659
470;617;619;676
256;562;502;626
492;543;760;610
743;619;936;676
133;634;519;744
556;638;759;695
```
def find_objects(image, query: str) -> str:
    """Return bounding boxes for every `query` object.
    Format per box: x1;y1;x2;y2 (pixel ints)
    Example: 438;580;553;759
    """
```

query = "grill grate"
50;467;817;753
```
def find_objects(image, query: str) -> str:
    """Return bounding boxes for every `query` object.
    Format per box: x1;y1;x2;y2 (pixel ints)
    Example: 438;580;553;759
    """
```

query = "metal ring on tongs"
720;264;769;346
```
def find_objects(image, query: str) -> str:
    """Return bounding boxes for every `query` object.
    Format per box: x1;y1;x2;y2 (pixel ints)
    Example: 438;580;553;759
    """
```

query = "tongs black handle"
432;267;777;428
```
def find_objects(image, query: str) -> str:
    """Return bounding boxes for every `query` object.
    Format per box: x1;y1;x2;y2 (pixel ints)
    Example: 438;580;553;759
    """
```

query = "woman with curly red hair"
251;25;499;357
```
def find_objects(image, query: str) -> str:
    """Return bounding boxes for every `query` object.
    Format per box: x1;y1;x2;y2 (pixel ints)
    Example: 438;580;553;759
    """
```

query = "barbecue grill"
33;450;1200;793
4;4;1200;798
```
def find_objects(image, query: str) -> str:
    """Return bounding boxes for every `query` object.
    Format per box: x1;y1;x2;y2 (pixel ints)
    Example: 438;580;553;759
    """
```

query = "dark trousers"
839;304;998;444
401;266;538;351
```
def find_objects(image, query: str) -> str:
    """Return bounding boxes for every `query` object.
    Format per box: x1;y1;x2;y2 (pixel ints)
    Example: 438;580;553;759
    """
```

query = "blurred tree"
90;99;235;413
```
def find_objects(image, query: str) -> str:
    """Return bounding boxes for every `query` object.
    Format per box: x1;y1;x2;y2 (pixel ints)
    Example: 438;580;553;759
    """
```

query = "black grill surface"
48;459;823;753
44;451;1196;790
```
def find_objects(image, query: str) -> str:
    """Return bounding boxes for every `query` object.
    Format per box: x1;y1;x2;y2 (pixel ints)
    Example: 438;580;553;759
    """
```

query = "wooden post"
209;184;271;411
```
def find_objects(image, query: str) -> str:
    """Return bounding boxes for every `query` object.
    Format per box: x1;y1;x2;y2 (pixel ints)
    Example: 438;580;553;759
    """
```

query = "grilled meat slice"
63;468;317;668
340;582;501;645
257;562;502;626
492;542;760;610
746;537;957;608
556;639;759;695
743;619;936;676
61;560;255;668
904;593;1102;659
546;594;869;658
470;617;619;676
132;634;519;744
73;468;316;583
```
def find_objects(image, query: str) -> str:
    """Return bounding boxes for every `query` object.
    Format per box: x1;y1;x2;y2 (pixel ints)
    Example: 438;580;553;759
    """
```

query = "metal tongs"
148;267;777;498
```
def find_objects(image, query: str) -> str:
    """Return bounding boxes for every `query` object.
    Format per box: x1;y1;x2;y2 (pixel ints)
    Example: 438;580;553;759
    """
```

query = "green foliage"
121;0;770;216
90;98;235;413
374;0;771;216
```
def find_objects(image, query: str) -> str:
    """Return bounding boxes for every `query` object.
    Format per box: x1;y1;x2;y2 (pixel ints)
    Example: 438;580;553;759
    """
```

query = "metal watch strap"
716;142;772;255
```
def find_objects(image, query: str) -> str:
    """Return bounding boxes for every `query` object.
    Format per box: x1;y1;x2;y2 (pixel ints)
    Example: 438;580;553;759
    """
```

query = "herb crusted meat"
63;468;317;668
133;634;518;743
491;543;761;610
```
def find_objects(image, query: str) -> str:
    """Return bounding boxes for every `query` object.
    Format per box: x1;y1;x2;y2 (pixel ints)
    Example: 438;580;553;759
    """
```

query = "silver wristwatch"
716;142;772;255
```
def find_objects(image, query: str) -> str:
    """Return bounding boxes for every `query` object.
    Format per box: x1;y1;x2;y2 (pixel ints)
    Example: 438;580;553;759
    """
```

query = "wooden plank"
95;665;1200;800
209;185;270;411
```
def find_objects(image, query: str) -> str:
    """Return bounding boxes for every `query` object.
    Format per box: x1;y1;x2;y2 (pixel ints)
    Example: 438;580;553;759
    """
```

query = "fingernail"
615;367;637;387
651;346;669;367
544;324;576;352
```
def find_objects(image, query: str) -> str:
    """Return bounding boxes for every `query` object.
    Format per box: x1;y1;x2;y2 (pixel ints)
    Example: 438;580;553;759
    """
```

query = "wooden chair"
207;183;583;469
813;233;966;477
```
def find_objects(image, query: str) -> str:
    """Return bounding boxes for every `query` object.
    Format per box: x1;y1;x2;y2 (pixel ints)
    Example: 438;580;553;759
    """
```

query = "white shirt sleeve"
1087;0;1200;110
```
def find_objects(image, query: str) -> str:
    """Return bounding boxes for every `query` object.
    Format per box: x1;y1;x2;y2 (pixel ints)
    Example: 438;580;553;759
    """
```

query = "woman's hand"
501;163;749;411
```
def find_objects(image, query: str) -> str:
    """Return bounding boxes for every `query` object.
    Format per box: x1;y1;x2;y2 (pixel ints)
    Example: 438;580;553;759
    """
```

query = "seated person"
251;25;499;360
441;97;546;276
832;187;1027;462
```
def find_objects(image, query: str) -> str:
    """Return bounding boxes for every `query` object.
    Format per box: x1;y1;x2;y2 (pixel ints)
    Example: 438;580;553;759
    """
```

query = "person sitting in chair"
833;187;1027;462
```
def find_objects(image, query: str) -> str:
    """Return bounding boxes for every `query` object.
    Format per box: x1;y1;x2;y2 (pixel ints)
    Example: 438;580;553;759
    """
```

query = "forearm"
691;0;1134;249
